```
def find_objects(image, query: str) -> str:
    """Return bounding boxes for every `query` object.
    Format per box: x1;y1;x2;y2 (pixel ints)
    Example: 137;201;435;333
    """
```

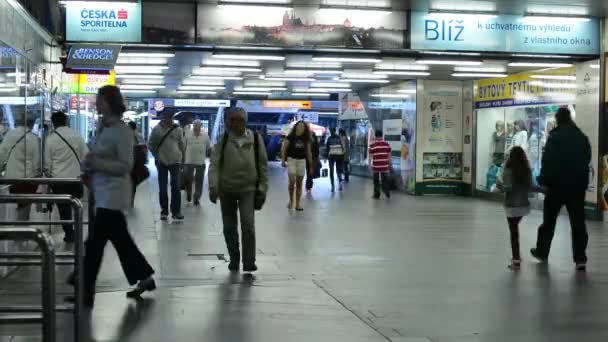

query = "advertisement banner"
173;99;230;107
143;2;195;44
264;100;311;109
66;1;142;42
296;112;319;123
196;4;406;49
339;93;367;120
78;72;115;94
65;44;121;71
474;67;576;108
411;12;600;55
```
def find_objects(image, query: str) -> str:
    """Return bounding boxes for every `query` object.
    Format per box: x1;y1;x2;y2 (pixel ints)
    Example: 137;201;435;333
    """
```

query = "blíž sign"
66;1;141;42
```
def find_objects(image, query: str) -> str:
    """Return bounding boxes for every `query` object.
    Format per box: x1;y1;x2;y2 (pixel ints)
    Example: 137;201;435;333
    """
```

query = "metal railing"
0;178;86;342
0;228;56;342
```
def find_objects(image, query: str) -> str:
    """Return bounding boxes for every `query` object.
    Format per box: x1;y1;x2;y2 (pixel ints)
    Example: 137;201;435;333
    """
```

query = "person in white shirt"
45;111;88;242
0;113;41;221
183;119;210;205
512;120;529;153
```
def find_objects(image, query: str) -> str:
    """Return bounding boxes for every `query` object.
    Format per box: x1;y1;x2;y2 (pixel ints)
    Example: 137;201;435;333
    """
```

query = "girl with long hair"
497;146;533;269
281;121;312;211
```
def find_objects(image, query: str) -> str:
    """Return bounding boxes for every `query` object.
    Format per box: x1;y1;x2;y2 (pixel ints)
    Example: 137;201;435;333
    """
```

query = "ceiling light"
115;65;168;73
284;69;344;75
199;66;262;73
261;76;316;82
182;79;224;86
338;79;390;84
203;59;260;67
0;88;17;92
121;90;157;94
294;88;352;93
313;56;383;63
190;75;243;80
523;14;591;22
454;66;506;73
398;89;417;94
119;52;175;58
423;51;481;56
341;73;387;79
234;87;287;91
233;91;272;96
120;79;165;85
590;64;600;69
512;54;572;59
508;62;573;68
312;82;350;88
179;86;225;91
452;73;508;78
373;71;431;76
529;81;577;89
212;53;285;61
530;75;576;80
427;11;498;19
370;94;411;98
417;60;482;66
374;64;429;71
121;84;165;90
176;90;218;95
115;74;164;79
291;93;331;97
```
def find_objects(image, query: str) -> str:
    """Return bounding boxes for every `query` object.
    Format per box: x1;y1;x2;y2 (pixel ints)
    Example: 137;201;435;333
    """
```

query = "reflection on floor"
2;165;608;342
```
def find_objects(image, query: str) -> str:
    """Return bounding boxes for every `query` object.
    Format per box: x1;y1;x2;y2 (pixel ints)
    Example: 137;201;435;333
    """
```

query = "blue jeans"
157;162;181;215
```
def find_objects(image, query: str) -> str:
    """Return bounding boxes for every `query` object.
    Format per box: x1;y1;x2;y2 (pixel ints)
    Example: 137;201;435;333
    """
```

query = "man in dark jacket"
531;107;591;270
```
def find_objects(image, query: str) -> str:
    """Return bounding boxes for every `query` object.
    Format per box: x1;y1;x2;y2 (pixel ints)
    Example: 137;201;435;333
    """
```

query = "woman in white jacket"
0;114;40;220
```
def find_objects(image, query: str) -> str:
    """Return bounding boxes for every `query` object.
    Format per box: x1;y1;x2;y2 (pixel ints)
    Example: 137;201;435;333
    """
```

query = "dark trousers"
507;217;522;260
344;160;350;182
373;172;390;198
156;162;181;215
535;189;588;263
84;208;154;298
220;192;256;267
305;175;314;191
50;184;83;236
328;156;344;187
183;164;205;202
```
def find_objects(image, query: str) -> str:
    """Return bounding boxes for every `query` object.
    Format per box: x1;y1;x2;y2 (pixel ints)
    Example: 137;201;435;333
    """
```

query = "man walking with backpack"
149;112;185;221
209;107;268;272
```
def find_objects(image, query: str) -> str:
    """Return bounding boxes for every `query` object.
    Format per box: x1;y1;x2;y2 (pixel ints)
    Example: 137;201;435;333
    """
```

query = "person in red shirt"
369;130;392;199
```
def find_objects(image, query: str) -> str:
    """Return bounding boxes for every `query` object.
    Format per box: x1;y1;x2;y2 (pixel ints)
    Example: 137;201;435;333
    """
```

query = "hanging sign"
411;12;600;55
264;100;311;109
66;1;142;42
65;44;121;71
78;72;116;94
173;99;230;107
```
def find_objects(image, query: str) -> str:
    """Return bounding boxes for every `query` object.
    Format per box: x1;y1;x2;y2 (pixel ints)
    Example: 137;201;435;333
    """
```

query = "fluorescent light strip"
115;74;164;79
530;75;576;80
122;90;157;94
512;54;571;59
261;76;316;82
452;73;508;78
338;79;390;83
233;91;272;95
234;87;287;91
284;69;344;75
508;62;573;68
297;88;352;92
177;90;218;94
454;66;506;73
213;54;285;61
370;94;411;98
182;80;225;86
179;86;225;91
423;51;481;56
116;58;169;65
119;52;175;58
190;76;243;80
590;64;600;69
374;65;429;71
398;89;417;94
427;12;497;19
121;85;165;90
199;66;262;72
120;79;165;85
203;60;260;67
417;60;482;65
341;73;387;79
312;82;350;88
0;88;17;92
373;71;431;76
313;57;383;63
292;93;330;97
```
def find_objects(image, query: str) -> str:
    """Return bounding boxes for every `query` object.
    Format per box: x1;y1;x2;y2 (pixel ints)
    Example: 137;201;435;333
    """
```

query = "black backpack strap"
6;131;31;164
155;124;178;153
53;130;80;163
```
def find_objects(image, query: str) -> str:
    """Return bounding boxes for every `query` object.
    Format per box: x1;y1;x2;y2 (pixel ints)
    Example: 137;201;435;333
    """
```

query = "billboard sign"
66;1;142;42
65;44;121;71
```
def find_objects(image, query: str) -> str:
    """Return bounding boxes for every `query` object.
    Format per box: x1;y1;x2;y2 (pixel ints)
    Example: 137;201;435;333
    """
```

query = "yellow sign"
263;100;311;109
78;72;115;94
474;67;575;108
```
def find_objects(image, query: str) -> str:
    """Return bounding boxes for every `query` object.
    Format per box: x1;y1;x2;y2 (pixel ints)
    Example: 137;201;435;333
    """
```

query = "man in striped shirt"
369;130;392;199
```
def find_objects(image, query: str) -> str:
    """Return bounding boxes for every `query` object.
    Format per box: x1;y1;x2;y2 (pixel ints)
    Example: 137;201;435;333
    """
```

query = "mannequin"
512;120;528;153
491;120;506;165
504;121;515;152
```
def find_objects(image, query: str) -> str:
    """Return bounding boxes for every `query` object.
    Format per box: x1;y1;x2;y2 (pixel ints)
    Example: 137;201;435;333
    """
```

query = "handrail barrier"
0;183;85;342
0;228;56;342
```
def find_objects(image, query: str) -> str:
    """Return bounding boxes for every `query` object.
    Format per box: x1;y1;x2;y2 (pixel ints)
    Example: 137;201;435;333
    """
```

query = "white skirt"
505;206;531;218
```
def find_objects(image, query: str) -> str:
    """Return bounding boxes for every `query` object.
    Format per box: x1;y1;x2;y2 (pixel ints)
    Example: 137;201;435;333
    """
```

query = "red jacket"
369;139;391;173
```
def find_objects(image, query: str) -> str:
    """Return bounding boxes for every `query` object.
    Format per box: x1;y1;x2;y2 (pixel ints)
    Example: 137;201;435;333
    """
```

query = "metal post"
0;228;56;342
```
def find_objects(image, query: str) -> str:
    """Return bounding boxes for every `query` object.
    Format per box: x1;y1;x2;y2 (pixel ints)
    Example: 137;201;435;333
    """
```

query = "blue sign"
410;12;600;55
65;44;121;70
66;1;141;42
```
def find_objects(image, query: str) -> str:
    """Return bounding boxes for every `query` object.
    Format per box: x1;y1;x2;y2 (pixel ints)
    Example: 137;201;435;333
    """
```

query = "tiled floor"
2;164;608;341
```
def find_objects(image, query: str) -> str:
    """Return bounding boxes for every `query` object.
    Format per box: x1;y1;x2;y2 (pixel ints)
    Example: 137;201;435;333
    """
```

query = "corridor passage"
2;166;608;342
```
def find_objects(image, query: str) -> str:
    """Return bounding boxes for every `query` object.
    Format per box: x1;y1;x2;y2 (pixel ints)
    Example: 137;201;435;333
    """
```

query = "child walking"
497;146;533;270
